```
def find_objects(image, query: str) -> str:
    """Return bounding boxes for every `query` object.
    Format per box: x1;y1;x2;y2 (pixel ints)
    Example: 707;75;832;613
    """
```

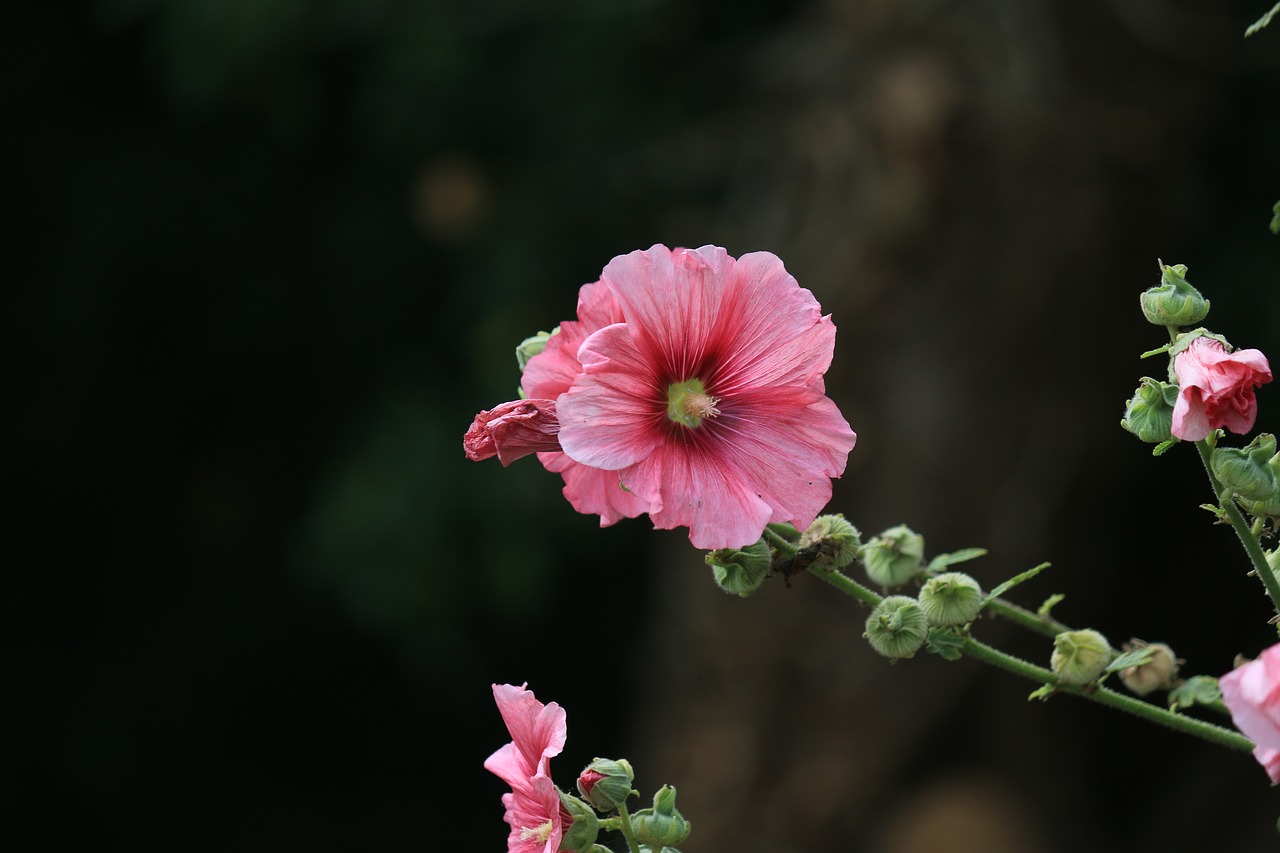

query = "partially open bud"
1117;640;1180;697
798;514;862;570
515;328;559;373
577;758;635;812
864;595;929;659
558;793;600;853
1140;262;1210;327
1120;378;1178;443
862;524;925;588
918;572;984;627
1210;434;1279;501
1051;629;1112;686
631;786;691;848
706;540;772;597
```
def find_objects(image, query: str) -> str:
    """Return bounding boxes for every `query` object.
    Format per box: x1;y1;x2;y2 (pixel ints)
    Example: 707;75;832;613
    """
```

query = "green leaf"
1028;684;1056;701
926;547;988;573
983;562;1050;606
1105;646;1158;673
1246;2;1280;36
1168;675;1222;711
1271;200;1280;235
926;627;966;661
1037;593;1065;620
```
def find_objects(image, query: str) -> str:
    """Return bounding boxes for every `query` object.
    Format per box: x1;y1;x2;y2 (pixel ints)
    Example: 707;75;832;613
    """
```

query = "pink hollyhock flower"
1220;644;1280;784
464;399;562;466
554;244;856;550
485;683;572;851
1170;336;1272;441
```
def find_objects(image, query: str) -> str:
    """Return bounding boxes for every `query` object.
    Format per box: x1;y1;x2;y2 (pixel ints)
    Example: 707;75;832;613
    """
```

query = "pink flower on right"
1170;336;1272;441
1220;644;1280;784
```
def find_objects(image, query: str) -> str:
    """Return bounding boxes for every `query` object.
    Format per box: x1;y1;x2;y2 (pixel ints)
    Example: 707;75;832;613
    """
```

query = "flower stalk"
810;567;1254;753
1196;439;1280;620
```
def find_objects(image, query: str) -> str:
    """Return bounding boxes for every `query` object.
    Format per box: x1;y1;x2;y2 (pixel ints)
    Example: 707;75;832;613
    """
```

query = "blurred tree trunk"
627;3;1279;851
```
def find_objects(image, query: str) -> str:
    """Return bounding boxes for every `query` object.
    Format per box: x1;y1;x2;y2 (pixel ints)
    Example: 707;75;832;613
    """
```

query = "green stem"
982;597;1073;640
810;567;1253;753
960;635;1254;752
762;524;799;557
615;802;641;853
1195;439;1280;618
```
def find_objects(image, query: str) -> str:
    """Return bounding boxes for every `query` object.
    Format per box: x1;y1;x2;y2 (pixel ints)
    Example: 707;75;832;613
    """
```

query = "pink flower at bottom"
1171;336;1272;441
1220;644;1280;784
485;683;572;852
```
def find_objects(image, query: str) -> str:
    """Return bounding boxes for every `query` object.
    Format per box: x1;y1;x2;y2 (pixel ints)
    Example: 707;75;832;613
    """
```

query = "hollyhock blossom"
1220;644;1280;783
463;399;562;466
1170;335;1272;441
485;683;572;851
555;244;856;549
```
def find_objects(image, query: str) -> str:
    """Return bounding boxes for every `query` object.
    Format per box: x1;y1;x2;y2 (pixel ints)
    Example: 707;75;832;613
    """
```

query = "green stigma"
667;378;721;428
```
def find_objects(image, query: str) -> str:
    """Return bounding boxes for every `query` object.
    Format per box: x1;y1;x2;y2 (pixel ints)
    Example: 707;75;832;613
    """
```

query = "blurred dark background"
7;0;1280;851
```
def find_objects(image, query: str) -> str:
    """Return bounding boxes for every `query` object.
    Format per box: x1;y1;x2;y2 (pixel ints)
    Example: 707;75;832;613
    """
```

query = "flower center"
519;821;554;844
667;378;721;428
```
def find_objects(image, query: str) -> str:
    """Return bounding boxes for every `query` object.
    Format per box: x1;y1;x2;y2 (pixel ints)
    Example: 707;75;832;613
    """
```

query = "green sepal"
982;562;1050;607
926;548;987;573
926;627;966;661
1152;438;1178;456
1028;684;1056;701
1168;675;1223;712
1271;199;1280;234
1246;2;1278;36
1105;645;1158;674
1037;593;1065;620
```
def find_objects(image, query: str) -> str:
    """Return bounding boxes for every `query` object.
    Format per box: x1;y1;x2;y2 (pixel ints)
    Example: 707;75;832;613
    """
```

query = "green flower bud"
1140;262;1209;327
1120;377;1178;443
631;786;691;848
917;572;984;627
798;514;862;570
863;595;929;659
1210;434;1279;501
558;792;600;853
1050;629;1112;686
577;758;635;812
516;327;559;372
862;524;925;588
706;540;772;597
1117;640;1180;697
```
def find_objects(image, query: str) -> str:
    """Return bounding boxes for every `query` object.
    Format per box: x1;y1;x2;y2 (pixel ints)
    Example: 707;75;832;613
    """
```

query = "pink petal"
537;450;650;526
557;323;666;472
623;442;775;550
484;683;566;787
